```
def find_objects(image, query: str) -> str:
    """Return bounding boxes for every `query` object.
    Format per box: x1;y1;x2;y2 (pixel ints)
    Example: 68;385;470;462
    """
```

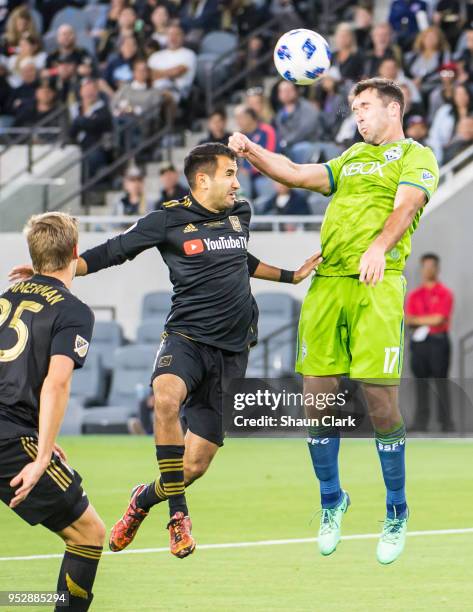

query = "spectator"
97;6;145;63
262;182;310;216
104;34;138;91
428;61;458;122
405;115;428;144
69;78;113;179
331;23;365;83
12;83;62;142
378;57;422;104
312;75;349;141
112;58;161;117
153;163;187;209
443;115;473;163
148;24;197;102
456;29;473;81
8;59;38;111
433;0;463;49
114;166;150;215
406;253;454;432
198;109;231;145
269;0;304;30
364;22;401;78
353;5;374;52
389;0;428;50
245;35;267;87
234;104;277;201
274;80;322;163
1;6;39;56
179;0;221;47
127;391;154;435
6;34;46;87
428;83;473;162
400;82;426;128
405;26;451;100
245;86;274;124
45;25;94;79
48;55;81;106
149;5;170;48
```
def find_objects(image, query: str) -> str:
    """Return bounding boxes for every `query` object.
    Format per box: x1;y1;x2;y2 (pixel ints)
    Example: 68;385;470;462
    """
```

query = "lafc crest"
229;216;242;232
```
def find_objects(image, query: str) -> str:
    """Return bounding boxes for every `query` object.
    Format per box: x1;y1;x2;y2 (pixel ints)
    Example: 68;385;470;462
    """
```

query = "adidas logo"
183;223;198;233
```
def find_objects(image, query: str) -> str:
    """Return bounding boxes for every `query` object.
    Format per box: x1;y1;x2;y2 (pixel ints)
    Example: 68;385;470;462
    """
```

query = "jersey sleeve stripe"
398;181;431;200
323;163;335;195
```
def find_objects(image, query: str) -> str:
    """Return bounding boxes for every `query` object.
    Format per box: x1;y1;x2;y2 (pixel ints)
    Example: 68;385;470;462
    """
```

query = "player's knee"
154;391;180;421
184;457;209;483
92;517;107;546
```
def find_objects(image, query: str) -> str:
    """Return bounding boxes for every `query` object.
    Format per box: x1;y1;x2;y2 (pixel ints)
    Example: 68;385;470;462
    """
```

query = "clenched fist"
228;132;255;158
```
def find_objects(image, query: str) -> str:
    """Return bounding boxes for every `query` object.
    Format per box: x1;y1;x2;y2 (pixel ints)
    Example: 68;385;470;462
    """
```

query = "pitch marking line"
1;528;473;562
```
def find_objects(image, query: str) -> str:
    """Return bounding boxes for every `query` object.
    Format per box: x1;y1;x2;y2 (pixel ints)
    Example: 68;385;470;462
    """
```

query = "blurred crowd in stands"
2;0;473;215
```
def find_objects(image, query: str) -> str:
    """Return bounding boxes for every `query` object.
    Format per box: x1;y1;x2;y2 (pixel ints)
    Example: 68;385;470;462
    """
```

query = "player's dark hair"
351;78;405;117
209;108;227;120
184;143;236;189
24;212;78;273
421;253;440;264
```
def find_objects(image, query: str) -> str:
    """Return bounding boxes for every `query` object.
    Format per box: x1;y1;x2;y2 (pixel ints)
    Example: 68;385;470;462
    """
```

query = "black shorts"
151;332;249;446
0;435;89;532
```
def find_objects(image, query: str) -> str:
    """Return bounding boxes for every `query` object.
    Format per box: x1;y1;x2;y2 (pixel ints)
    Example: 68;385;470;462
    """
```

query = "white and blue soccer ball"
273;29;332;86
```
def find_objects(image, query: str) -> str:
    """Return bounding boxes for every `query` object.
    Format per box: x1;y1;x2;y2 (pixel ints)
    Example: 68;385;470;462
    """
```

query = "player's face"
352;89;399;145
209;156;240;210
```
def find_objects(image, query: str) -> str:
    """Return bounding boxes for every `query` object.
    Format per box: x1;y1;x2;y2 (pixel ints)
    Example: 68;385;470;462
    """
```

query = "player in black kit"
1;213;105;611
11;143;321;559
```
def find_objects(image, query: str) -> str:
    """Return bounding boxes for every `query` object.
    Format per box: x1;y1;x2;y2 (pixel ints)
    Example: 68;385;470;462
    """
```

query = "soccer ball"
273;29;331;86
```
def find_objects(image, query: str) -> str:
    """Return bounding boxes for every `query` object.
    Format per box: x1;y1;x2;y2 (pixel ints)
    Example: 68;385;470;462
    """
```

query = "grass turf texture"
0;437;472;611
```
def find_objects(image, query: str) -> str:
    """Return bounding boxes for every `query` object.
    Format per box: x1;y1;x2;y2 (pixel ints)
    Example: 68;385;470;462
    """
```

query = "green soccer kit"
296;138;439;382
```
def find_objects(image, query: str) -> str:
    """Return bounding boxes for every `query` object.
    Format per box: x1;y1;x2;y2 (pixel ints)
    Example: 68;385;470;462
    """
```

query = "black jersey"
81;194;259;352
0;275;94;439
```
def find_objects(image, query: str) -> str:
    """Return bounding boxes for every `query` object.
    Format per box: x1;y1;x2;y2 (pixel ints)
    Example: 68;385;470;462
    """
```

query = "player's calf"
56;505;105;611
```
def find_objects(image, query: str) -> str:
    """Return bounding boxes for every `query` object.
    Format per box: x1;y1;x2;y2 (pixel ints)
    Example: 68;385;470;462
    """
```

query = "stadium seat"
42;30;58;54
81;344;157;433
75;30;97;57
30;8;44;34
49;8;88;34
196;31;238;89
246;293;301;378
141;291;172;322
70;350;107;406
136;320;164;346
90;320;125;371
83;4;107;31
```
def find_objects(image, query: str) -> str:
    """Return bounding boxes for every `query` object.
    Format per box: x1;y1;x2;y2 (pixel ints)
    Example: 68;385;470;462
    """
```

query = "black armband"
279;269;294;284
247;252;261;276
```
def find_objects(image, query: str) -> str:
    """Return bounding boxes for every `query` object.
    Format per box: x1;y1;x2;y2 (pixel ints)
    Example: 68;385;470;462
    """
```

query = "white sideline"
1;528;472;562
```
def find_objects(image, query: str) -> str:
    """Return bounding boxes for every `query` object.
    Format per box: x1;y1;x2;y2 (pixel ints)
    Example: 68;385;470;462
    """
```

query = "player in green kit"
229;78;439;564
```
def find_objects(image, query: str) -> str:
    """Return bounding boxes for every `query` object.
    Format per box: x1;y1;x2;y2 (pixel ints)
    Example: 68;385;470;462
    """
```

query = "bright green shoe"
377;510;409;565
317;491;350;556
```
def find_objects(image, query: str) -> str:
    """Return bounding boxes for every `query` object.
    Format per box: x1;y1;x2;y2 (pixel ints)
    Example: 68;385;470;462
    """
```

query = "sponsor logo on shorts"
183;239;204;255
389;248;400;261
229;215;242;232
74;335;89;358
158;355;173;367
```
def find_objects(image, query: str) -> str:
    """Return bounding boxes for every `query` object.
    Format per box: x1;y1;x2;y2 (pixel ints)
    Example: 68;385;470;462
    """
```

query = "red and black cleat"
109;484;149;552
167;511;196;558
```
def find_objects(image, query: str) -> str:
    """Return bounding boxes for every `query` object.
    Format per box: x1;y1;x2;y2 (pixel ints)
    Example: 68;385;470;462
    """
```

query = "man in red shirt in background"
406;253;454;432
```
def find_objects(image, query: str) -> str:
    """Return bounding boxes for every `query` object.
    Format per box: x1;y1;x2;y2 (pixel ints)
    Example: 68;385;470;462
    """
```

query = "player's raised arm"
228;132;331;193
247;251;323;284
80;210;166;275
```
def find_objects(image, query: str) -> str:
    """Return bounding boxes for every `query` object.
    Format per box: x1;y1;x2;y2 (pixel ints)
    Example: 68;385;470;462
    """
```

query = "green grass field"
1;437;472;611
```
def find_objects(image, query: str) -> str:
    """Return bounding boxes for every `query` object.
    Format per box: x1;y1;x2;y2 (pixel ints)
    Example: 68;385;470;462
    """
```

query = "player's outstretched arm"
359;184;426;286
228;132;331;193
248;251;322;284
9;355;74;508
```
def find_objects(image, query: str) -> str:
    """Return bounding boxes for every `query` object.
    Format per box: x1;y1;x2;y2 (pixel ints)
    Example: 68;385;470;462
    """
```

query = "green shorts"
295;273;406;384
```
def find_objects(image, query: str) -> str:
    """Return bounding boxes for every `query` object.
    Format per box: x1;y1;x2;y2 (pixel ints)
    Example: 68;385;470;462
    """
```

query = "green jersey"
317;138;439;276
